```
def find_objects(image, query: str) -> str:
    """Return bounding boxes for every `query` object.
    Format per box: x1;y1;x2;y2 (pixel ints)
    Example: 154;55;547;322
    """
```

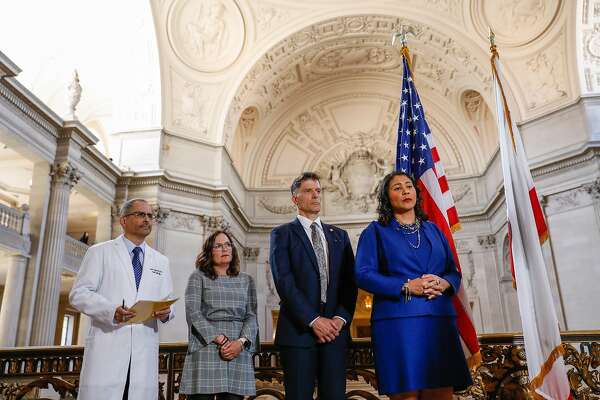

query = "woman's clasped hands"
406;274;450;300
214;334;243;361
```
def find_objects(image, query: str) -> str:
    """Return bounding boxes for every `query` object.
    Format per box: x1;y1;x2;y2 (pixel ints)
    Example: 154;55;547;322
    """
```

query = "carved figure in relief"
493;0;544;34
176;82;207;133
329;163;348;199
525;52;567;108
186;0;228;59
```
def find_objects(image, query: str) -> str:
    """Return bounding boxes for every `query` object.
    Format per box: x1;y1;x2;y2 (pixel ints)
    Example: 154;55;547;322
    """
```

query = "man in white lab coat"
70;198;175;400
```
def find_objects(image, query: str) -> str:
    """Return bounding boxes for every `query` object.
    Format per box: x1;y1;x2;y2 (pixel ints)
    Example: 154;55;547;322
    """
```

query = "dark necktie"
310;222;328;303
132;247;143;290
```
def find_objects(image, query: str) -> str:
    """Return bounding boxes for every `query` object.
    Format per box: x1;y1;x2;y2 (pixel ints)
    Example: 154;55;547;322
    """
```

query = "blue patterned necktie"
310;222;328;303
132;247;143;290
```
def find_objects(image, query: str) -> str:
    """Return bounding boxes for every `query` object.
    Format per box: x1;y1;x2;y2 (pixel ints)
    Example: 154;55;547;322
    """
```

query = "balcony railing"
62;236;89;274
0;204;29;236
0;204;30;256
0;332;598;399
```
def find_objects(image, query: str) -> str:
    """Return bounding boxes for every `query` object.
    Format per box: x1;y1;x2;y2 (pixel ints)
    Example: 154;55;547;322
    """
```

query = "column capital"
477;234;497;250
50;161;80;188
243;247;260;262
152;205;171;224
200;215;230;232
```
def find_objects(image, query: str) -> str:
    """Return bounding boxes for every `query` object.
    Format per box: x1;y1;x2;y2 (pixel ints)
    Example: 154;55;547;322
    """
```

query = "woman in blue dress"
355;171;472;400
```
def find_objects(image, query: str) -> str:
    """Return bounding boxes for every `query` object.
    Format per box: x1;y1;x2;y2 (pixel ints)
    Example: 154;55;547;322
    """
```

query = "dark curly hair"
377;171;429;226
195;230;240;280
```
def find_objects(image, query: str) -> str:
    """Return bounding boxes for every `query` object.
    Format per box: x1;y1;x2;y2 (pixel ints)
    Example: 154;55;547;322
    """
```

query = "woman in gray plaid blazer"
180;230;258;400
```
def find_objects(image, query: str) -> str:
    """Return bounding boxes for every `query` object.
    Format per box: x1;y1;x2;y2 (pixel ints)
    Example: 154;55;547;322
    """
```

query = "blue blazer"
269;218;357;347
355;220;461;321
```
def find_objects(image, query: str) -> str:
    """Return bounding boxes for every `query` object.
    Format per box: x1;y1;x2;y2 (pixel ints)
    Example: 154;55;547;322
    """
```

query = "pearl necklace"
397;218;421;249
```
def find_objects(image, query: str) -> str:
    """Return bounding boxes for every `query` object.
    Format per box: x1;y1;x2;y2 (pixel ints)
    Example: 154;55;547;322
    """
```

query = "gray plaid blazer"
180;270;258;396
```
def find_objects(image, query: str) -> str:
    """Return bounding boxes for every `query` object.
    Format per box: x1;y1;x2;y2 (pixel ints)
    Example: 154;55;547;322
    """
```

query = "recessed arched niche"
231;106;259;171
461;89;498;167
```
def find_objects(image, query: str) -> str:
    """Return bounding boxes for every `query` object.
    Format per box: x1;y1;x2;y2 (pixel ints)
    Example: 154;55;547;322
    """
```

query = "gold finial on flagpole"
488;27;497;54
391;26;408;48
391;25;415;69
391;25;416;50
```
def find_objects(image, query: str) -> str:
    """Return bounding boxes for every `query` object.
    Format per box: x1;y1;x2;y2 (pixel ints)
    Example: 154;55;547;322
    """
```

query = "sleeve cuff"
308;316;320;327
333;316;347;327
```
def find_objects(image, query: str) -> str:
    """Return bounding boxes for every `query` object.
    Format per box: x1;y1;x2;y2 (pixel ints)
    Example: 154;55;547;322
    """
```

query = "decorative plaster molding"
0;81;59;137
225;14;491;146
257;197;295;215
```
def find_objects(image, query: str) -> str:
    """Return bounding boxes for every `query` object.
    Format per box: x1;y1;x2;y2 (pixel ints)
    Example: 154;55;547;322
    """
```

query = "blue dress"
355;220;472;394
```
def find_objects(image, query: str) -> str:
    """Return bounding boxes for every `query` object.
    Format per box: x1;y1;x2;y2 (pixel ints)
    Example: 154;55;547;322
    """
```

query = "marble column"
30;162;80;345
16;161;51;346
0;254;29;346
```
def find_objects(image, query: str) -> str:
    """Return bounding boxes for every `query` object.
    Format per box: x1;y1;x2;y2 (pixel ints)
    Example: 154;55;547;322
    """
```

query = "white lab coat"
69;235;174;400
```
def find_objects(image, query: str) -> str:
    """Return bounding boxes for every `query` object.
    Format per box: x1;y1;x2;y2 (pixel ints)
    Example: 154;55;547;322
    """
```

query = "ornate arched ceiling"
152;0;579;188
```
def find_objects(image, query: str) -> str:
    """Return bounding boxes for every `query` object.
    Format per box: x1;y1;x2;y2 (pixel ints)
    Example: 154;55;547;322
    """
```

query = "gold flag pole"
488;27;517;149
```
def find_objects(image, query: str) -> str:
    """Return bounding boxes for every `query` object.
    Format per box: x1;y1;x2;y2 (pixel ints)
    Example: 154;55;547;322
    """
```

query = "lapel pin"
329;228;333;232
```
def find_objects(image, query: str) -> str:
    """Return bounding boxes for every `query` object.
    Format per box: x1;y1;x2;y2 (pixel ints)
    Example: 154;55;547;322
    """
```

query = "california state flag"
491;47;572;399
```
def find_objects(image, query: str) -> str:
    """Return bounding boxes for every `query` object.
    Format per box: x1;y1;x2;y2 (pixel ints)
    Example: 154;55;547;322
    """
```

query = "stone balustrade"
0;204;29;236
62;235;89;274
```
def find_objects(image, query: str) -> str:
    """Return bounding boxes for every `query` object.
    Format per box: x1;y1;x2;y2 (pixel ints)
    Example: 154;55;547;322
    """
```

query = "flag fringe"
529;344;566;391
450;221;462;233
467;351;482;370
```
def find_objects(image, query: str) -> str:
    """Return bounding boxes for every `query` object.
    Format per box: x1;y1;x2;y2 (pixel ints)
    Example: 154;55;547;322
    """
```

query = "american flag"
396;50;481;367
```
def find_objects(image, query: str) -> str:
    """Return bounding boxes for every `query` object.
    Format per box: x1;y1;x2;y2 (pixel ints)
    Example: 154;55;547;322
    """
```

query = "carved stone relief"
167;0;245;72
164;210;202;233
253;3;294;38
517;39;568;110
449;182;476;207
543;181;600;215
318;143;392;214
473;0;561;47
170;71;210;136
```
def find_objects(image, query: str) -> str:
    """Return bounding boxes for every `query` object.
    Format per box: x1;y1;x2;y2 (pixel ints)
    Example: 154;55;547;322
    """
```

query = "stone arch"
221;13;496;189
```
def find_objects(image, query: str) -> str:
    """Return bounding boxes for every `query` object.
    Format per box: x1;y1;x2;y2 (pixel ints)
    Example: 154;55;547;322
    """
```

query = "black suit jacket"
269;218;357;347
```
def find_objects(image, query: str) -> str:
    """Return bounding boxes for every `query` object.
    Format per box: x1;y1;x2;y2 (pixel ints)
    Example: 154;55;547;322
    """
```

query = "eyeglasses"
124;211;156;220
213;242;232;251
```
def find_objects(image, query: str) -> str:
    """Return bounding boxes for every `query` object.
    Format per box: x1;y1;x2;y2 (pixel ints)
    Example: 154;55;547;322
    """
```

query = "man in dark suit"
270;172;358;400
